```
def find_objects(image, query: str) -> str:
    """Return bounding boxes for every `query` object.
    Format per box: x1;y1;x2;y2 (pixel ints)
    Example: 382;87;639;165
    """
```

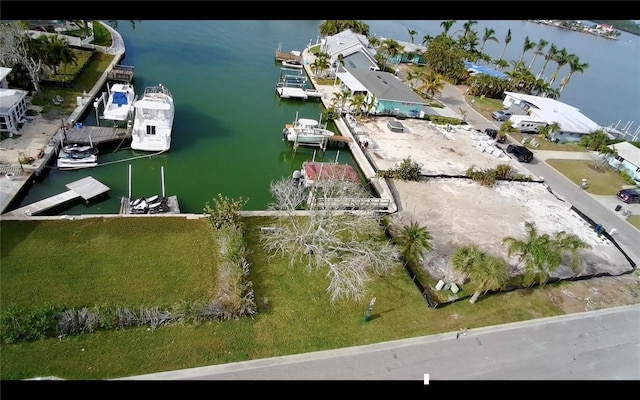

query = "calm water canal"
12;20;639;215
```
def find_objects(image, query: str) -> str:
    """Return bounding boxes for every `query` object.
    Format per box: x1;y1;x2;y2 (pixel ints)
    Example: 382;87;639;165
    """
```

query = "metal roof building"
503;91;601;136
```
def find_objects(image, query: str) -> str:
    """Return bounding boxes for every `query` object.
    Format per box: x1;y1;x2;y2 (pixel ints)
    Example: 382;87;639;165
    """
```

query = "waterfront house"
607;141;640;183
501;92;601;143
0;67;29;138
320;29;379;72
335;66;429;117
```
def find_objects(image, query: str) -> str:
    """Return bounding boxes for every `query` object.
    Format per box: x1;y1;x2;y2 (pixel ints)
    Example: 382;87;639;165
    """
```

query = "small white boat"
131;84;174;152
282;112;335;146
57;151;98;170
102;83;136;122
282;59;303;69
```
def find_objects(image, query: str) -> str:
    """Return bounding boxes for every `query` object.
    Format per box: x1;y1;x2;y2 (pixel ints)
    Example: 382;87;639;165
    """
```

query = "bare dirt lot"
355;116;639;313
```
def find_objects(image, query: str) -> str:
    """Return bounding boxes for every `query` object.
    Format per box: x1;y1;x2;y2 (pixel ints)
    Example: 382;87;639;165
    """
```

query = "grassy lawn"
466;94;503;120
507;131;587;152
0;216;566;380
545;159;631;195
627;215;640;230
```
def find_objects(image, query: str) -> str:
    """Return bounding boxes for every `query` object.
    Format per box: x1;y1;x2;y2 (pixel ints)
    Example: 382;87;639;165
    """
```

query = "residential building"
320;29;379;72
607;141;640;183
501;91;602;143
0;67;29;138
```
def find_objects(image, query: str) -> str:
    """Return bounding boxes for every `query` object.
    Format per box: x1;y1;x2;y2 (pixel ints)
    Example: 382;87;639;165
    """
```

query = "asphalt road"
119;305;640;380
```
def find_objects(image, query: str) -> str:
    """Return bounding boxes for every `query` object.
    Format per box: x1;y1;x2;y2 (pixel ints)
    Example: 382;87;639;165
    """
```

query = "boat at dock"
282;59;303;69
101;83;136;124
275;68;322;101
283;112;335;147
131;83;174;152
56;143;99;170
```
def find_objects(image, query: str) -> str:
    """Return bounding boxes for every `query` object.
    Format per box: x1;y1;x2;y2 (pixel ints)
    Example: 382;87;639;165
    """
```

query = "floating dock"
64;124;130;145
2;176;109;217
276;86;322;100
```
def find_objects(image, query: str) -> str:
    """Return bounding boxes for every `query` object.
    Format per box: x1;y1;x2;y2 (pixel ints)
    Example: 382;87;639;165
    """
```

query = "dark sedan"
616;188;640;204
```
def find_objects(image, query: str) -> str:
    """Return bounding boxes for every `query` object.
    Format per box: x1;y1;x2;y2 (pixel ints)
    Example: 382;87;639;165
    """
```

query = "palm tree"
558;55;589;93
422;35;435;47
518;36;536;63
451;244;508;304
349;93;367;119
462;20;478;37
379;38;404;67
538;121;561;140
537;43;558;79
478;27;498;54
528;38;548;69
395;221;433;268
498;28;512;60
407;29;417;44
416;69;445;99
503;222;590;287
493;58;509;71
548;48;570;86
331;90;349;112
368;35;380;50
440;20;456;36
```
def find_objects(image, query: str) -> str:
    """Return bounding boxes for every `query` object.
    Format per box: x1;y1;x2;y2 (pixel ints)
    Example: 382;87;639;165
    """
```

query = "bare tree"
0;21;44;100
260;176;401;303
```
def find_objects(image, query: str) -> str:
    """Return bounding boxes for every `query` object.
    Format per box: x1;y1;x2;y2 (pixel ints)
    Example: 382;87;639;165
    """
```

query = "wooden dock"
64;125;130;145
2;177;110;217
107;65;135;83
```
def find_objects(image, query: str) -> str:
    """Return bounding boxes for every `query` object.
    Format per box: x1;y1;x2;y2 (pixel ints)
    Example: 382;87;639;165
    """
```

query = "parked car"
484;128;506;143
492;110;513;121
506;144;534;163
616;188;640;204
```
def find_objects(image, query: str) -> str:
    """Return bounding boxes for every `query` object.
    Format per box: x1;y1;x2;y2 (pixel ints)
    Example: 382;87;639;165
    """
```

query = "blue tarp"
464;61;507;79
112;92;128;106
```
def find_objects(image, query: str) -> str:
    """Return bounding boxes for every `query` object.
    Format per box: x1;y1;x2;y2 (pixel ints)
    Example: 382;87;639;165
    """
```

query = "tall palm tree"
407;29;417;44
498;28;512;60
528;38;548;69
478;27;498;54
416;69;445;99
348;93;367;118
379;38;404;67
518;36;536;63
368;35;380;50
537;43;557;80
422;34;435;47
558;55;589;93
440;20;456;36
503;222;590;287
395;221;433;268
548;48;570;86
462;20;478;37
451;244;508;304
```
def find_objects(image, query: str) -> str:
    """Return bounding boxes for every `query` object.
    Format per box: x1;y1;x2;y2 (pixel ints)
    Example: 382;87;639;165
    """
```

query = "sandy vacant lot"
352;116;637;311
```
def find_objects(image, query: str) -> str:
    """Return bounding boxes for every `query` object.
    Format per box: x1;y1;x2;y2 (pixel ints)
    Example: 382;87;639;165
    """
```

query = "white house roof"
336;71;368;92
610;141;640;168
0;67;12;82
504;91;601;135
323;29;378;71
0;88;28;115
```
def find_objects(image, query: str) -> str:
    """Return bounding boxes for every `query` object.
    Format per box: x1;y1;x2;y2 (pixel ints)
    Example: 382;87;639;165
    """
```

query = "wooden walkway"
3;177;109;216
64;125;130;145
107;65;135;83
275;51;302;63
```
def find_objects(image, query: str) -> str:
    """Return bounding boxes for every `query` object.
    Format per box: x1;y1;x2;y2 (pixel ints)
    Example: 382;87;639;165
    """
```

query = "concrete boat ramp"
2;176;109;217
